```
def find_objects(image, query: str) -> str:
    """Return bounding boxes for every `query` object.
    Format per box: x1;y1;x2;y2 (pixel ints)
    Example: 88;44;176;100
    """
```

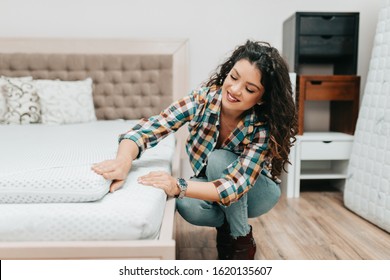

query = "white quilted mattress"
0;120;175;241
344;1;390;233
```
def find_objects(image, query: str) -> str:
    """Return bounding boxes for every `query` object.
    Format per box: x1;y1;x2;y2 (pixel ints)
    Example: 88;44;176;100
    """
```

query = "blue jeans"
176;149;281;238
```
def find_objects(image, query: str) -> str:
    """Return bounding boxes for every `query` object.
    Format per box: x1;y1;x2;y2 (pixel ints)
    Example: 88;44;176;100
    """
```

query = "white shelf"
300;169;349;179
300;159;349;180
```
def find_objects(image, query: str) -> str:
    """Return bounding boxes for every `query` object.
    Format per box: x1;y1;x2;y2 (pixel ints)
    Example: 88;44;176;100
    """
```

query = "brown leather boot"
216;220;233;260
231;226;256;260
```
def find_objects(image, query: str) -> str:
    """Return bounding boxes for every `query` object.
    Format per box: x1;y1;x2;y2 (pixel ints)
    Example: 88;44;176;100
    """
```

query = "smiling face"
221;59;265;118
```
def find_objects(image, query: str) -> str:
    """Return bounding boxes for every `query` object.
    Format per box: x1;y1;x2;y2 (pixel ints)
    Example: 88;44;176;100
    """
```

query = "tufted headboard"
0;38;189;120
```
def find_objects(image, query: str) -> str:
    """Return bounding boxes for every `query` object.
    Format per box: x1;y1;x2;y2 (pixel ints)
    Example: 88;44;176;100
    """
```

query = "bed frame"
0;38;189;259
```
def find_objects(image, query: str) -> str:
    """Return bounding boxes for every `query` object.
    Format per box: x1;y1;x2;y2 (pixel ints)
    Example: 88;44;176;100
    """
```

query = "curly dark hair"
204;40;298;176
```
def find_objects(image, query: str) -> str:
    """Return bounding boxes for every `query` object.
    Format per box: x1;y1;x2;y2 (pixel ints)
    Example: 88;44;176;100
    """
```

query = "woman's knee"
206;149;238;181
176;197;224;227
247;177;281;218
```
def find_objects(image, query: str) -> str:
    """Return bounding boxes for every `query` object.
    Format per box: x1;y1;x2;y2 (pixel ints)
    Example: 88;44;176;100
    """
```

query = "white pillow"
0;76;33;122
34;78;96;124
1;78;41;124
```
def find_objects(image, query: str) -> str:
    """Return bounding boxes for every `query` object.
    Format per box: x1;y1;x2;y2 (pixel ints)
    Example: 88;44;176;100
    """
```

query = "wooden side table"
297;75;360;135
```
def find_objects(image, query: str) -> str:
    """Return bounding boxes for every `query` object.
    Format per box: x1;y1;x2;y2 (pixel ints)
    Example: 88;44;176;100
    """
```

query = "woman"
92;40;297;260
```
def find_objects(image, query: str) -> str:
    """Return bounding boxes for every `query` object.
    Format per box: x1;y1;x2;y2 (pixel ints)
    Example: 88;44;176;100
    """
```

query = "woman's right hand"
92;156;132;192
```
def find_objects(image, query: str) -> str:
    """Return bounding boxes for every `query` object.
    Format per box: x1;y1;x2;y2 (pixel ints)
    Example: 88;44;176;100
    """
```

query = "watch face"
178;178;187;187
177;178;187;199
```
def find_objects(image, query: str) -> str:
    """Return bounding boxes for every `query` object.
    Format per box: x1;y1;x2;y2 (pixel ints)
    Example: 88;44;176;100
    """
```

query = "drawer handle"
321;35;333;40
322;16;335;21
310;80;323;85
322;141;332;144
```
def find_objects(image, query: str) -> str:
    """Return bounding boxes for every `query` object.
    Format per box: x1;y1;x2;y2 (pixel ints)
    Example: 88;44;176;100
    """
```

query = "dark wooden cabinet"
283;12;359;75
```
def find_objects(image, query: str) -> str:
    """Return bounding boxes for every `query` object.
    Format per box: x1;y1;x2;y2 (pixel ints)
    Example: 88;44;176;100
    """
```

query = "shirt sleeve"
118;90;201;158
212;125;270;207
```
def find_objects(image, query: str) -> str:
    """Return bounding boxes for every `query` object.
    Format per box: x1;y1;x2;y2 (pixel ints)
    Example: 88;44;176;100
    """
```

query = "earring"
257;100;264;106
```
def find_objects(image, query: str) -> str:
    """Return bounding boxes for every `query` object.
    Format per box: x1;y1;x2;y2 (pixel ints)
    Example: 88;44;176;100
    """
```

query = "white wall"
1;0;382;93
1;0;382;178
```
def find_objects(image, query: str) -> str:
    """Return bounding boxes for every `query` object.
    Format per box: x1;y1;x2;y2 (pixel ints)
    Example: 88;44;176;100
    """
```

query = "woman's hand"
91;156;132;192
137;171;180;197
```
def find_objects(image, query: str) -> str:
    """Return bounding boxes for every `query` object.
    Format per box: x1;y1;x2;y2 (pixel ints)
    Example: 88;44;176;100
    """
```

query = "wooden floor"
175;189;390;260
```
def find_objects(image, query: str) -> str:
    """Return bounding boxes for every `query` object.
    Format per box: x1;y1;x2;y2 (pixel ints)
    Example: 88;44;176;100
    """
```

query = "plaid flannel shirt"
119;87;275;206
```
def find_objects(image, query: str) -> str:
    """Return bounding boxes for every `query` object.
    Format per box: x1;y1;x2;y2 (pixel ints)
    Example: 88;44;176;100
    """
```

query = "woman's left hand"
138;171;179;197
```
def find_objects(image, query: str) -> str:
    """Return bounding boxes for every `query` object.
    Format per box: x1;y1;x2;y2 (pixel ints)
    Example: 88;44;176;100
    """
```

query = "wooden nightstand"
297;75;360;135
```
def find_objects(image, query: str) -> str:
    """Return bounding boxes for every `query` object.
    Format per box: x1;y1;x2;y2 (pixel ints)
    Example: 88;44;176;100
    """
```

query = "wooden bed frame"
0;38;189;259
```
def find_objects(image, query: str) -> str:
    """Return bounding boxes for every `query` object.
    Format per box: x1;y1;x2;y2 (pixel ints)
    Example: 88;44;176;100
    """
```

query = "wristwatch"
175;178;188;199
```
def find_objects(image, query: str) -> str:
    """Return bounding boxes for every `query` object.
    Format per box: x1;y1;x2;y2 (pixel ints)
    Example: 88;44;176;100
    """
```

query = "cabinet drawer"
304;79;357;100
300;15;357;35
300;141;353;160
299;35;355;56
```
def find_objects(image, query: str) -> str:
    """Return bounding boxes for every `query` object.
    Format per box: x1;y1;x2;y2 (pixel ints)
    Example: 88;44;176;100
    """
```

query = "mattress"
0;122;113;204
344;0;390;233
0;120;175;241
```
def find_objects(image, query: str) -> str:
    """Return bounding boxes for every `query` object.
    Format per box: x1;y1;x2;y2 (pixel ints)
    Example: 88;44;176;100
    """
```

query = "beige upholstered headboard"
0;38;189;120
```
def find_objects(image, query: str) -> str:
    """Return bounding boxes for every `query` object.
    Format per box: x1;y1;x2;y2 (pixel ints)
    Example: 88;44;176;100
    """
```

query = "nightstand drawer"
300;15;357;35
300;140;353;160
304;78;358;100
299;35;355;56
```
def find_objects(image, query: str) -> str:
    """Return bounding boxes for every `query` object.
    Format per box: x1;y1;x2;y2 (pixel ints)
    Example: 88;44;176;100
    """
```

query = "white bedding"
0;120;175;241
